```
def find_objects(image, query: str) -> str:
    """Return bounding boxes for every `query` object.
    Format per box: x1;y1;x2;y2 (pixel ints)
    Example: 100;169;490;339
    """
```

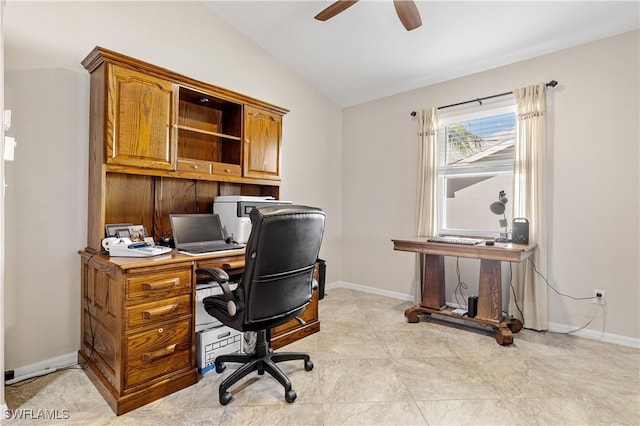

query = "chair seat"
203;294;308;332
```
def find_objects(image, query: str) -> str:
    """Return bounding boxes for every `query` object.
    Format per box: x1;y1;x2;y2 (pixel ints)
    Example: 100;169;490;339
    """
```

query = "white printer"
213;196;292;243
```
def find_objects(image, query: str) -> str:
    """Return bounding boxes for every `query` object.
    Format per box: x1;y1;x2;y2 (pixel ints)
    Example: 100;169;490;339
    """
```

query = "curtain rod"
410;80;558;117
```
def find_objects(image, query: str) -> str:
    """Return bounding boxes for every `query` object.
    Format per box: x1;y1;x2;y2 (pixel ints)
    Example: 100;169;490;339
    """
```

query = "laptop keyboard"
182;243;243;253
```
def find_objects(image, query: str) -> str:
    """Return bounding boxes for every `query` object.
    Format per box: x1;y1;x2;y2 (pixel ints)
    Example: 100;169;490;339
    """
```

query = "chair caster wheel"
220;391;232;405
216;362;227;374
304;360;314;371
285;389;297;403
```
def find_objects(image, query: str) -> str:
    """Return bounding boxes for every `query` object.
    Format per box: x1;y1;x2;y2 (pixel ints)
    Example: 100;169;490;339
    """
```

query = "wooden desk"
392;237;535;345
78;249;320;414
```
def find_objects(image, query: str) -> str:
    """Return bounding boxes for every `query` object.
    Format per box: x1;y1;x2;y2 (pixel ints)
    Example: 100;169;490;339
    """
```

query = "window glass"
437;105;516;236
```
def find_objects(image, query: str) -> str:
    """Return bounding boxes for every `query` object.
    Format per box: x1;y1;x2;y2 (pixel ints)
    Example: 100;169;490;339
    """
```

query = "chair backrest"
241;205;325;327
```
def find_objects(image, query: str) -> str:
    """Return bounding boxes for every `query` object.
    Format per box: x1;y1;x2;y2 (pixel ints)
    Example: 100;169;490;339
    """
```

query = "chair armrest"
196;267;229;284
196;267;238;316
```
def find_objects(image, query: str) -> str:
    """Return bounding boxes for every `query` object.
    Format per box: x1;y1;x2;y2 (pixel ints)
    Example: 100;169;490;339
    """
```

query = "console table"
392;237;535;345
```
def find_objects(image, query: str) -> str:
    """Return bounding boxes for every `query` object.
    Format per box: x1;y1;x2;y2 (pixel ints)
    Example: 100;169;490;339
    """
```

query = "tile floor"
4;287;640;425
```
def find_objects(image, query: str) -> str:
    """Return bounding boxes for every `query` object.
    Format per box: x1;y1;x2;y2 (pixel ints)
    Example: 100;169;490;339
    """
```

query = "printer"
213;196;292;243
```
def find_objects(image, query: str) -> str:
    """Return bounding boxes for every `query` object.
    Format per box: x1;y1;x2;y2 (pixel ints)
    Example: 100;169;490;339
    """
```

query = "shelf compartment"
178;129;241;166
178;86;242;138
176;124;241;141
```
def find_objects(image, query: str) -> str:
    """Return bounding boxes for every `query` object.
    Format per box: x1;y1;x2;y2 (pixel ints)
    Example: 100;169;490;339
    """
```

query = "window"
437;103;516;237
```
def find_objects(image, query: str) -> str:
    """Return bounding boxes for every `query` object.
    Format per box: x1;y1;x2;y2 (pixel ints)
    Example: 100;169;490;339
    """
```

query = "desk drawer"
127;269;192;303
127;295;191;328
272;290;318;337
125;319;192;389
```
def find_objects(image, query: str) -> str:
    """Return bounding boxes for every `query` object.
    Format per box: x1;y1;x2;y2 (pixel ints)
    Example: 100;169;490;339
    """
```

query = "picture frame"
105;223;133;238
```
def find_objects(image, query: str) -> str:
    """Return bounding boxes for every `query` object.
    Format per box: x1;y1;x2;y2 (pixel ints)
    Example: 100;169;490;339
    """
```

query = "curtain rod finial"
547;80;558;87
410;111;417;117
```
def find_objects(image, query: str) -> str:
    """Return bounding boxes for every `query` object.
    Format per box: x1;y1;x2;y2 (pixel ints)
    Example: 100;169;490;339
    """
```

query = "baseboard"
548;321;640;349
5;352;77;385
326;281;640;349
326;281;413;302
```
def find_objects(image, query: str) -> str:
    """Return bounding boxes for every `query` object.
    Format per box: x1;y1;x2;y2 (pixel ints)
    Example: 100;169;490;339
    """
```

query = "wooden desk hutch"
78;47;319;415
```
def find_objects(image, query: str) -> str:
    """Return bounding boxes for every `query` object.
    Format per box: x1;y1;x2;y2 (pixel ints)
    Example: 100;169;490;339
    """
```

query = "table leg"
421;254;446;310
477;259;502;322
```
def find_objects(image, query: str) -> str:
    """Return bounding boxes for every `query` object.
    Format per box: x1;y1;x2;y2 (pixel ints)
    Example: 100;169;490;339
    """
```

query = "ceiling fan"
315;0;422;31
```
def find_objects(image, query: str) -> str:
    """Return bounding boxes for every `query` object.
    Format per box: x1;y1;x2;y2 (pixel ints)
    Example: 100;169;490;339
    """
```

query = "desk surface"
79;247;246;270
392;237;535;263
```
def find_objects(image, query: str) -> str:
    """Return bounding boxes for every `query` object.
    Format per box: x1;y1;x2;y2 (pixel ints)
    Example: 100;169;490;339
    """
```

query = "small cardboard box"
196;325;242;374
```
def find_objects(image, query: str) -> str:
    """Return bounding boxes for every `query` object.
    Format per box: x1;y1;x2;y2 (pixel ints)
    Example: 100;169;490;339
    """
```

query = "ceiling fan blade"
315;0;359;21
393;0;422;31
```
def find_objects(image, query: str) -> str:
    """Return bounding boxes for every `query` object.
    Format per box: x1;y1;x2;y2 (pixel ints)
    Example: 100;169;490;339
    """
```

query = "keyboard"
180;243;243;254
427;236;484;245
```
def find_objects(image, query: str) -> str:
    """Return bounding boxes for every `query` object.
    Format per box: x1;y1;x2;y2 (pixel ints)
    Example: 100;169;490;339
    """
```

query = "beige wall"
3;1;343;370
1;0;6;408
342;31;639;342
3;2;638;373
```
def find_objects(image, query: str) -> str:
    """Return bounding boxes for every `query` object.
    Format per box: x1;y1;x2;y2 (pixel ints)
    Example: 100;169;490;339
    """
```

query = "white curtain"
414;108;439;302
510;84;549;330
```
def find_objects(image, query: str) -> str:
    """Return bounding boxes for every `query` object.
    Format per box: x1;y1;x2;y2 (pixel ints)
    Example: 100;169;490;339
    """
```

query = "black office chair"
198;205;325;405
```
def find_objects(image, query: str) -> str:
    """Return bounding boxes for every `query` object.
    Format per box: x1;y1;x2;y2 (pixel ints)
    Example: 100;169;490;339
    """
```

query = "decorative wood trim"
82;46;289;116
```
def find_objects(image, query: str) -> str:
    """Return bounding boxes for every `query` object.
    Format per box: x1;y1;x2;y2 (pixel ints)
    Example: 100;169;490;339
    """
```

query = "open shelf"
178;86;242;139
177;86;243;175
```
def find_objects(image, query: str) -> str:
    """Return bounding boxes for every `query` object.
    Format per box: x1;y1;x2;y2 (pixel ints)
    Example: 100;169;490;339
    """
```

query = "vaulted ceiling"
203;1;640;107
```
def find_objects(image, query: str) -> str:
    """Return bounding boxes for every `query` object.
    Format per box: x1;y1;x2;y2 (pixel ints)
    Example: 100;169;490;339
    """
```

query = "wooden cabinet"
106;65;175;170
82;47;287;252
79;251;321;415
79;255;197;415
79;47;317;415
244;105;282;180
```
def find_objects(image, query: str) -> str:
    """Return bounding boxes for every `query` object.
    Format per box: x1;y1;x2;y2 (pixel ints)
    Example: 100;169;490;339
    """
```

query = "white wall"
342;30;639;342
3;1;343;370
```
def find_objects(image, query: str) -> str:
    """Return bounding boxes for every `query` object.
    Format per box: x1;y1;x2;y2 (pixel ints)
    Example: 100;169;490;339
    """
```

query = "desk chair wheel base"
285;389;297;403
216;362;227;374
220;391;233;405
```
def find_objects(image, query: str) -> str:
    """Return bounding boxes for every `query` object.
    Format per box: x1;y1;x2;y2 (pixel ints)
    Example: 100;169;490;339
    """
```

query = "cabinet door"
243;106;282;180
108;65;175;170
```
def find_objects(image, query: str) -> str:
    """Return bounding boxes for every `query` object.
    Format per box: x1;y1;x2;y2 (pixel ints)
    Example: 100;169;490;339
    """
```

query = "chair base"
215;329;313;405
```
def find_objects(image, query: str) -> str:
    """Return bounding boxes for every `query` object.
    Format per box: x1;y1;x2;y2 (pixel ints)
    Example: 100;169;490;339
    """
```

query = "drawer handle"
141;344;177;362
222;259;244;269
141;278;180;292
224;168;231;173
142;303;180;319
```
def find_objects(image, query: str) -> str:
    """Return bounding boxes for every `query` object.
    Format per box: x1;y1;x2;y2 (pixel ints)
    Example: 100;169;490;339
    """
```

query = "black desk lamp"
490;191;511;242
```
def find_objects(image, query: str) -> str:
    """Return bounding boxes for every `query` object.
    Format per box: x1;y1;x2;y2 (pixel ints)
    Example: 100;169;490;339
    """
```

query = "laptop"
169;213;244;255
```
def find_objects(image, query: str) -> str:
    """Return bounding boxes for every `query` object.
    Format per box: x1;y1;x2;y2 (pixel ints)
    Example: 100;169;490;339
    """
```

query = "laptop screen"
170;214;225;246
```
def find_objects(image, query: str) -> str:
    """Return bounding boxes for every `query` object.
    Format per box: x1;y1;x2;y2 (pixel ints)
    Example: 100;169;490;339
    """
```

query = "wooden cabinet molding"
82;47;289;117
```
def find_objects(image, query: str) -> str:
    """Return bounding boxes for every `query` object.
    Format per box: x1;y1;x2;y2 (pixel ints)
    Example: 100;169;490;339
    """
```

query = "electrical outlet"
593;289;606;305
